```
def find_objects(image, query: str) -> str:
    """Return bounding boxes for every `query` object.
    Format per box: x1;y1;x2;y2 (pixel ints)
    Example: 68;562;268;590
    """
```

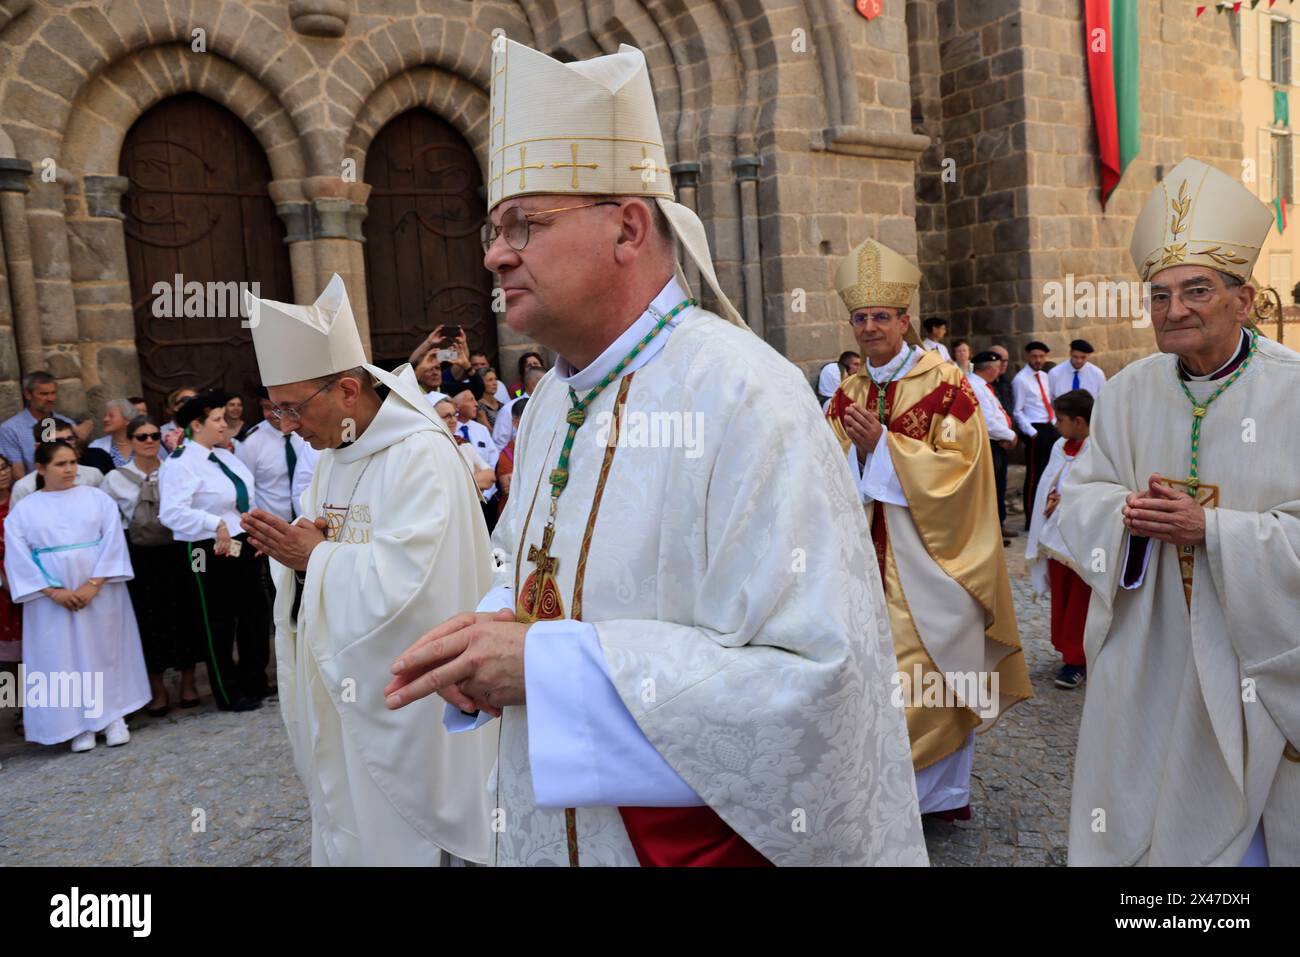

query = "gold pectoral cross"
1156;476;1219;612
518;521;564;623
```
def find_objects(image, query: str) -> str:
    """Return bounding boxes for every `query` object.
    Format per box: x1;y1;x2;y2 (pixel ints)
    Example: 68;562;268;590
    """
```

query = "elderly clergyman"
240;275;497;866
384;38;926;867
1059;158;1300;866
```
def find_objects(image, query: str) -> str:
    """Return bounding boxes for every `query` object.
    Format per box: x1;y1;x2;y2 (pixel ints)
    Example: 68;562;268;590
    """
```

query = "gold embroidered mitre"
489;38;744;326
1130;157;1275;283
835;239;921;312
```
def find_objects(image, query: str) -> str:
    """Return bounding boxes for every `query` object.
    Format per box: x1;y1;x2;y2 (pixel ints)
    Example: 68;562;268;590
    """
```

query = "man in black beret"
1047;338;1107;401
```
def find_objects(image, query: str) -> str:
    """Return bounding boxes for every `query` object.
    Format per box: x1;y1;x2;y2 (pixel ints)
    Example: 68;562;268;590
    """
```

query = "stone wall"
911;0;1244;374
0;0;927;423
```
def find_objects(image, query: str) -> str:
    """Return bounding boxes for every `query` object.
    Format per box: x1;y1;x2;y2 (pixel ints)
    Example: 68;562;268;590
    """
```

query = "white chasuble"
1058;335;1300;866
484;305;926;867
3;486;150;744
270;364;497;866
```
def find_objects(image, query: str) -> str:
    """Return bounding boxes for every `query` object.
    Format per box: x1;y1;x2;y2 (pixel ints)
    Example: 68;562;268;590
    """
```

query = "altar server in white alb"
4;439;149;751
240;275;497;866
1059;157;1300;866
385;39;926;867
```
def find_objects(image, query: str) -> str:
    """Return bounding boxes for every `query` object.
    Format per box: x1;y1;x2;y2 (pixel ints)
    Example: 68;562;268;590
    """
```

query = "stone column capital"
83;174;132;219
0;158;34;194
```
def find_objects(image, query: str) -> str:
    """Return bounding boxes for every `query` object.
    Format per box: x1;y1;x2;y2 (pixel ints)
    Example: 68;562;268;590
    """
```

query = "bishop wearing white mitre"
1059;158;1300;866
241;276;498;866
384;39;926;867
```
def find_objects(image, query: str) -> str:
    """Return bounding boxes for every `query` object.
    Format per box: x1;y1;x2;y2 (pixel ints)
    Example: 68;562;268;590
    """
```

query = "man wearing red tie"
1012;340;1058;531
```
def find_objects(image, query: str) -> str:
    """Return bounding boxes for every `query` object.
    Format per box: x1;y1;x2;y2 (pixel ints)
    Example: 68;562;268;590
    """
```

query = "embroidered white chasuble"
270;364;498;865
1058;336;1300;866
487;304;927;866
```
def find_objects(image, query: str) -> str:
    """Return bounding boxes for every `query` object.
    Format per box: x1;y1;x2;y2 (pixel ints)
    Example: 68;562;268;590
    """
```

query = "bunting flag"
1085;1;1140;208
1275;195;1287;233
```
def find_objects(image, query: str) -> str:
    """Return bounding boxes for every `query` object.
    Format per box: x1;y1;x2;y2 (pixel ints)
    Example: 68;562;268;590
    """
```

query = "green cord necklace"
1176;331;1257;493
871;345;914;421
541;295;694;526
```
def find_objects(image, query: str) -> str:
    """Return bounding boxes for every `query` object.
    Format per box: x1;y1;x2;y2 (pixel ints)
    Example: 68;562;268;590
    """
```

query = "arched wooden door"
121;93;293;419
363;109;496;369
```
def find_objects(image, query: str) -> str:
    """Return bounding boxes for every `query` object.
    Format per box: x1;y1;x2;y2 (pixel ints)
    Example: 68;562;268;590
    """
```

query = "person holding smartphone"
409;325;486;400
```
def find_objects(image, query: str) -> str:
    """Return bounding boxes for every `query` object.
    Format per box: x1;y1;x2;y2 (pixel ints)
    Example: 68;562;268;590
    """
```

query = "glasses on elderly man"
481;201;622;253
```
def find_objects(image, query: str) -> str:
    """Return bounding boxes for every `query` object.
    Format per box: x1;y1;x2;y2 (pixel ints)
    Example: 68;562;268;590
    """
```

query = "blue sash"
31;539;102;589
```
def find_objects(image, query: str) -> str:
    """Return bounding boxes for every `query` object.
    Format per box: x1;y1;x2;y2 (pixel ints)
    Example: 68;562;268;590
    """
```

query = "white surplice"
269;363;498;866
1025;437;1087;598
3;486;149;744
1058;334;1300;866
449;279;926;866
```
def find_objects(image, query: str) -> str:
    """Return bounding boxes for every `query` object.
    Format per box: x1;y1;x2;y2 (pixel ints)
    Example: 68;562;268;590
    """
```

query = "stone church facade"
0;0;1244;421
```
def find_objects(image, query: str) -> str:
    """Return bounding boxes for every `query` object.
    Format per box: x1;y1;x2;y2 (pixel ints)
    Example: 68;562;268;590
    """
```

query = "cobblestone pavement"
0;677;310;867
922;492;1082;867
0;469;1079;866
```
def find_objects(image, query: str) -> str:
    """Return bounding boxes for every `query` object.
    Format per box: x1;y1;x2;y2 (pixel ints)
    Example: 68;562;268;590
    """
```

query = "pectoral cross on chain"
527;522;558;578
519;521;565;622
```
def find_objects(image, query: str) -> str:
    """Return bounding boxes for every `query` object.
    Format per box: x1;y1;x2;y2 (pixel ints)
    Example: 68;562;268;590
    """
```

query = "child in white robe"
3;440;150;751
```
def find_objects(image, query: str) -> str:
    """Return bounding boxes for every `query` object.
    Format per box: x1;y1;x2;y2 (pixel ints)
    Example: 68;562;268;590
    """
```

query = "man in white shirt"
969;350;1018;541
234;390;319;522
450;389;500;530
491;366;544;450
1011;340;1059;531
10;421;103;505
919;317;951;362
449;390;499;470
1047;337;1107;401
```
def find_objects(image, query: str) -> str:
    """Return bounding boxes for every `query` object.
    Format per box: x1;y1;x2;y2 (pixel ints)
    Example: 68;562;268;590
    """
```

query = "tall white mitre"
244;274;368;387
489;37;747;328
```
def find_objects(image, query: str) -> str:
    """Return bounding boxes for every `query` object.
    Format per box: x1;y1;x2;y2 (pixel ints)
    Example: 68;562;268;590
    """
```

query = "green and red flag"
1085;0;1140;208
1275;196;1287;233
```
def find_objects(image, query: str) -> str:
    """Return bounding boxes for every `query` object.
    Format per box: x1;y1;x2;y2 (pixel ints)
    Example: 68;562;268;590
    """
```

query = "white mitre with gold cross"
834;238;921;312
1130;157;1274;284
245;273;367;387
489;37;745;327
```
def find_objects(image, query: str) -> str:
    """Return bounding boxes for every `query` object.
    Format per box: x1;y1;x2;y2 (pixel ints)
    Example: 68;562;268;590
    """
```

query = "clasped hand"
1123;473;1206;547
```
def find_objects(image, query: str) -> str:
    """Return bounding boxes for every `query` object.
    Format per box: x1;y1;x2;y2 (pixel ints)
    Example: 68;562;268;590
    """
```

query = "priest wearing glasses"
384;39;926;867
825;238;1031;823
239;276;497;866
1059;157;1300;866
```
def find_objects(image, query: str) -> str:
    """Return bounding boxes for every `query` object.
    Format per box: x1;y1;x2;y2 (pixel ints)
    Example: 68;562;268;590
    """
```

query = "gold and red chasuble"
826;350;1032;769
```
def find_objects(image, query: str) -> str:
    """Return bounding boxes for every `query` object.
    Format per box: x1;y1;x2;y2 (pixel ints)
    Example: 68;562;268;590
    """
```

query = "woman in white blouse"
158;393;267;713
103;416;203;716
